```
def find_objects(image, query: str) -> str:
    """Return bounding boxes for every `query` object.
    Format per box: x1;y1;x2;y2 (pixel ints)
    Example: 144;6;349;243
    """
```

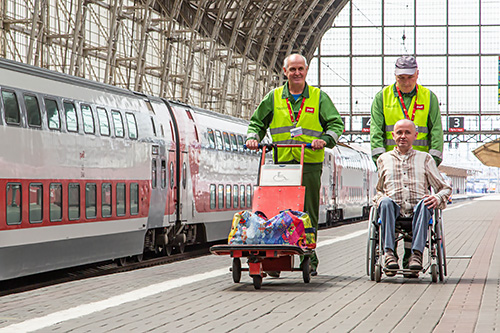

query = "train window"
169;162;174;189
101;183;112;217
24;95;41;128
161;159;167;189
207;129;215;149
6;183;22;225
150;117;157;137
226;185;231;209
215;130;223;150
126;113;138;139
218;185;224;209
97;107;110;136
64;102;78;132
233;185;239;208
152;158;157;189
85;183;97;219
49;183;62;221
2;90;20;125
210;184;216;209
246;185;252;207
237;135;245;153
230;134;238;152
240;185;245;208
68;183;80;220
111;110;124;137
29;183;43;223
116;183;126;216
223;132;231;151
81;104;95;134
45;99;60;130
130;183;139;215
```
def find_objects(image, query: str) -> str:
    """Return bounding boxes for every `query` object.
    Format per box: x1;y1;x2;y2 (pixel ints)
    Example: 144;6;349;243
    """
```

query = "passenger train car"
0;58;375;281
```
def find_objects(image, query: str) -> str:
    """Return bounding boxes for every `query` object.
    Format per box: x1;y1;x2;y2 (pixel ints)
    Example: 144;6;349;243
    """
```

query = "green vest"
270;85;324;163
383;84;431;152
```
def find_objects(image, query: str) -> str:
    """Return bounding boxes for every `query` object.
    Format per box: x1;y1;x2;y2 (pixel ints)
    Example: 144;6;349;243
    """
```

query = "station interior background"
1;0;499;192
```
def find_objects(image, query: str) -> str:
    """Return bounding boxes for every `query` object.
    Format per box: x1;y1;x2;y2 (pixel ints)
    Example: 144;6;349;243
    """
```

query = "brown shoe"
384;249;399;270
409;251;423;271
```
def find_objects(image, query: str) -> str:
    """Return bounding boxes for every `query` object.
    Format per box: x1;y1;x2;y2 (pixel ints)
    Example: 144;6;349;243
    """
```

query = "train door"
167;149;177;224
178;151;192;222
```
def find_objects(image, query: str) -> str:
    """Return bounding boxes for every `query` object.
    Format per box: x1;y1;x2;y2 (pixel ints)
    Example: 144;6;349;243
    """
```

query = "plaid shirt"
374;148;452;217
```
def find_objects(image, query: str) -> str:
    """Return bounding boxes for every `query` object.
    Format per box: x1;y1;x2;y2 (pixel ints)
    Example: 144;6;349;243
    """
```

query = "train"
0;58;376;281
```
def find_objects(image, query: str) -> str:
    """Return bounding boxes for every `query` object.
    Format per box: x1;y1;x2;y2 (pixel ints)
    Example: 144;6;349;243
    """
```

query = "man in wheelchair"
374;119;451;273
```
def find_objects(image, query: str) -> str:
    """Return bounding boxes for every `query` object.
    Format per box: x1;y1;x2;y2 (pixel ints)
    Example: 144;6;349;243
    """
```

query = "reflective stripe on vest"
383;84;431;153
270;85;324;163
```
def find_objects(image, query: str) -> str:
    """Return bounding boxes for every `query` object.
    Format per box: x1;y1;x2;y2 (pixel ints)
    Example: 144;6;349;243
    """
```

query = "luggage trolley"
366;205;447;282
210;144;313;289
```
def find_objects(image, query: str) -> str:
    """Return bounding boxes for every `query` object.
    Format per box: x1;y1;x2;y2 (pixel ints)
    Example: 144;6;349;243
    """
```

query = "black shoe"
409;251;423;271
311;269;318;276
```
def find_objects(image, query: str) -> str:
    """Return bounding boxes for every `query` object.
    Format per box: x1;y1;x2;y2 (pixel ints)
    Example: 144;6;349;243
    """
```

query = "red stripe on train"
0;178;150;230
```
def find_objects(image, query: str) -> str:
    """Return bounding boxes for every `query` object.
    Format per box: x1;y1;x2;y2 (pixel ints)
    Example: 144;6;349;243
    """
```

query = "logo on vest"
305;107;315;113
415;104;424;110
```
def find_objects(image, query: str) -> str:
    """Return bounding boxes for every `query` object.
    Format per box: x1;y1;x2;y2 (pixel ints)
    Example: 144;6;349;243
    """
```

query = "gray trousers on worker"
378;197;433;254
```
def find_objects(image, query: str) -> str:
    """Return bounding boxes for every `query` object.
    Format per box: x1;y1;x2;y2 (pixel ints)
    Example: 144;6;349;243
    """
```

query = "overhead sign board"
448;116;464;132
362;117;371;133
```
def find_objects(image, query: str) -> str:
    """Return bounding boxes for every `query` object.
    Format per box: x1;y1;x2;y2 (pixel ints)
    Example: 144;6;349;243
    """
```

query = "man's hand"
423;194;439;209
311;139;326;151
246;139;259;150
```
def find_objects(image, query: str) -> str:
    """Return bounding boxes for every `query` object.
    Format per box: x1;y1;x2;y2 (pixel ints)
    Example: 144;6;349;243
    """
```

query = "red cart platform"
210;144;314;289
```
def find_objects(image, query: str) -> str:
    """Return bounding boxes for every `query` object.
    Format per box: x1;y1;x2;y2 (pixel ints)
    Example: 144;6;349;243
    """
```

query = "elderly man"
374;119;451;272
246;53;344;275
370;56;445;268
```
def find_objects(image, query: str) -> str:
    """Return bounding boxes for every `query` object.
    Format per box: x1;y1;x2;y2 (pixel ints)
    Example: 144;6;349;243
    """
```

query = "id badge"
290;127;303;138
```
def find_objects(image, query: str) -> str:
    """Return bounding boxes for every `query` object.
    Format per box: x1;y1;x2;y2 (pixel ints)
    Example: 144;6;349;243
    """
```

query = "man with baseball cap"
369;55;444;271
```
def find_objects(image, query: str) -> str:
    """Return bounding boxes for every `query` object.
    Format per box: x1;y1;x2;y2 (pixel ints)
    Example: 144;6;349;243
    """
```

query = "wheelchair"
366;205;447;282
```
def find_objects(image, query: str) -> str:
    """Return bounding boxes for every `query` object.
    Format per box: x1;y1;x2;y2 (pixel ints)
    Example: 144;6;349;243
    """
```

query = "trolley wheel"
117;257;127;267
133;254;143;263
431;264;438;283
232;258;242;283
252;275;262;289
375;264;382;283
302;256;311;283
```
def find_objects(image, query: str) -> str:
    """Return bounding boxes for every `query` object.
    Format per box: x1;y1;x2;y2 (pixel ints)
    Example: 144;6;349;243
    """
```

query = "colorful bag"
228;210;316;249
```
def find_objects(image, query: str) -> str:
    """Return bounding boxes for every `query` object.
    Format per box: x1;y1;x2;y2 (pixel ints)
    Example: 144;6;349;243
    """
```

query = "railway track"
0;245;213;297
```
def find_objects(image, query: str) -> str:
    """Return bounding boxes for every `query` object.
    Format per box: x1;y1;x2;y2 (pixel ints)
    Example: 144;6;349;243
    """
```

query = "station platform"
1;195;500;333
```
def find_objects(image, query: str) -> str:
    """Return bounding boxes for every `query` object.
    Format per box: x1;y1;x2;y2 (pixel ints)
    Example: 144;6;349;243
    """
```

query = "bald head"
392;119;418;154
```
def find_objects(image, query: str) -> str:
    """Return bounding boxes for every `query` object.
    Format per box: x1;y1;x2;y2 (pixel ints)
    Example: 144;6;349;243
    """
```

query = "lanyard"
285;97;306;123
396;85;418;121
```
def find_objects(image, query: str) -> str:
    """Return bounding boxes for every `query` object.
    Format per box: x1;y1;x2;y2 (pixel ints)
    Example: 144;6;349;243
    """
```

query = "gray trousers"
378;197;433;254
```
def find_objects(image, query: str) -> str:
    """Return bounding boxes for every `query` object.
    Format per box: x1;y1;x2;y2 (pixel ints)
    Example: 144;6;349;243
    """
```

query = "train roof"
0;57;145;100
167;99;249;126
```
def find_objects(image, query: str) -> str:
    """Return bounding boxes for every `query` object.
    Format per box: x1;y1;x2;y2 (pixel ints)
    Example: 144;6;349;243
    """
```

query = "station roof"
156;0;349;73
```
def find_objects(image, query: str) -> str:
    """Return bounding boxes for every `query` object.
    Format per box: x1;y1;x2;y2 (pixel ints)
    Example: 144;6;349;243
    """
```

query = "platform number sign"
448;116;464;132
362;117;371;133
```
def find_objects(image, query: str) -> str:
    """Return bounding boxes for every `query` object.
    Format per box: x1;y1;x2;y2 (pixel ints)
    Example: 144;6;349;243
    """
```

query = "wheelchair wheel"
375;264;382;282
436;218;445;282
431;264;438;283
366;207;379;281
